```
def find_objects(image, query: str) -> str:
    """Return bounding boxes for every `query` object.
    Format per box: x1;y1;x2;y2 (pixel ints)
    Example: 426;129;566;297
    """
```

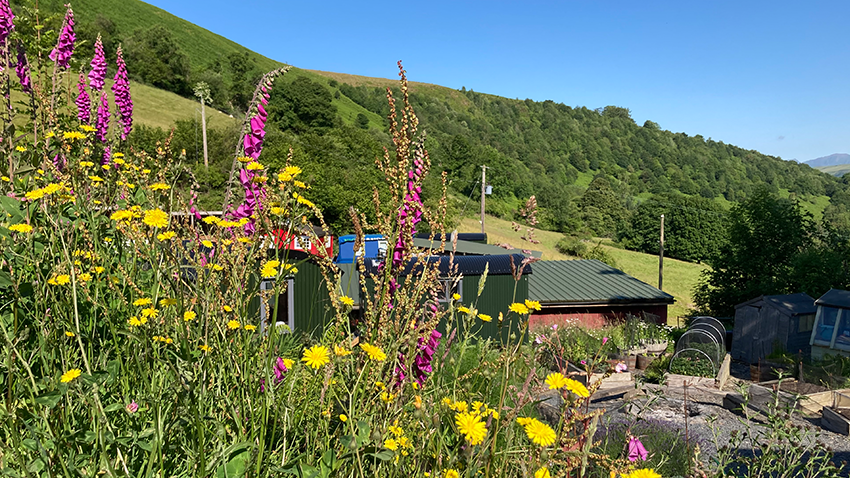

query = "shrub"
594;416;699;477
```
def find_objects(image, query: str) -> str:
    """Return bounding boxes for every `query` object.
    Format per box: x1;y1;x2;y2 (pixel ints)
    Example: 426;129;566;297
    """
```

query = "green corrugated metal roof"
528;259;674;305
411;238;542;258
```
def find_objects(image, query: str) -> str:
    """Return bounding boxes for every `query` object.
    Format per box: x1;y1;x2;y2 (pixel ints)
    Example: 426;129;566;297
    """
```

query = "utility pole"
480;165;487;234
659;214;665;290
193;82;211;171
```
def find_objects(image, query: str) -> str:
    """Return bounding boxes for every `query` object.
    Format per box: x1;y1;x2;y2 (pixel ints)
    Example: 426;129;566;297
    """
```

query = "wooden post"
659;214;665;290
200;96;209;171
480;165;487;234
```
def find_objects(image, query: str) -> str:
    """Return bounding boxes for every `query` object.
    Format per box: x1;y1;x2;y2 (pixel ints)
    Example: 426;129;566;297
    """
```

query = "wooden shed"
731;293;817;363
810;289;850;360
527;259;674;329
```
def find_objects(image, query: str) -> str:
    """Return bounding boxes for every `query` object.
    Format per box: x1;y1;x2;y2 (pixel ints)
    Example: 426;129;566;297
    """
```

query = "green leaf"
215;449;251;478
21;438;38;451
368;450;394;461
33;390;62;408
26;458;44;473
104;403;123;413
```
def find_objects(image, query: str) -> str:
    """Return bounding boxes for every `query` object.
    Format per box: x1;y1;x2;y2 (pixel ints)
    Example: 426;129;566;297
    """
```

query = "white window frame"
259;278;295;334
437;278;462;303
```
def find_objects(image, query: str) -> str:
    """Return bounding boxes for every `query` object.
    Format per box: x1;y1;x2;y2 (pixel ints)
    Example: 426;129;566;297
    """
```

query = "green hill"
816;163;850;178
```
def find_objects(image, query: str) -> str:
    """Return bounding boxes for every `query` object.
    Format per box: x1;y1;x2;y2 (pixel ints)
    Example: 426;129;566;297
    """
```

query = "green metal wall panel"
293;261;334;336
459;274;528;342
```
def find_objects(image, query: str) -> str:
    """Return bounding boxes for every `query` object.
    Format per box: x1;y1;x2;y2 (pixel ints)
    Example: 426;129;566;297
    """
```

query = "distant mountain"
816;164;850;178
806;153;850;167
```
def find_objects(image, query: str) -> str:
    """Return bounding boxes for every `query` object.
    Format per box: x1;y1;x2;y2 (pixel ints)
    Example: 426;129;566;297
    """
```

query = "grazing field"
458;214;708;321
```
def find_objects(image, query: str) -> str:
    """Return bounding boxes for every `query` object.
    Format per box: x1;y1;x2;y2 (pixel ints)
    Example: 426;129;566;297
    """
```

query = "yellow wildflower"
301;345;330;369
1;176;9;181
79;161;94;167
141;308;158;318
452;293;461;301
133;298;152;306
359;343;387;361
202;216;220;224
535;468;551;478
455;411;487;445
270;206;284;215
545;372;569;390
201;240;214;248
509;303;529;314
625;470;661;478
339;414;348;422
94;266;105;274
283;358;294;369
25;189;45;200
521;418;556;447
284;165;302;177
15;145;26;152
227;320;241;330
199;344;212;352
479;313;492;322
260;260;279;279
457;306;470;314
159;298;177;306
110;210;135;221
384;438;398;451
246;162;264;171
277;172;293;182
564;378;590;398
80;125;96;132
244;324;257;331
183;311;197;321
157;231;177;241
78;273;92;282
143;209;168;228
63;131;85;140
88;175;104;182
60;369;82;383
150;183;170;191
525;299;542;311
9;224;33;233
65;331;75;337
339;295;354;307
223;305;233;313
444;470;459;478
128;316;143;327
334;345;353;356
380;391;395;403
236;156;252;163
53;274;70;286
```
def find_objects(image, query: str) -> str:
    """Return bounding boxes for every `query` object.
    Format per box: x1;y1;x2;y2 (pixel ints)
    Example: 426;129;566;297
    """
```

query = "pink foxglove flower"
112;46;133;139
273;357;288;384
49;6;75;69
15;43;31;93
627;436;648;462
95;92;109;143
75;74;91;124
88;35;107;91
0;0;14;47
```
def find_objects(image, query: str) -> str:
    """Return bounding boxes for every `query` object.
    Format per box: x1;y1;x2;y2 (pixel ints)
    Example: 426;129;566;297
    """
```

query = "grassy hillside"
816;164;850;178
457;214;707;321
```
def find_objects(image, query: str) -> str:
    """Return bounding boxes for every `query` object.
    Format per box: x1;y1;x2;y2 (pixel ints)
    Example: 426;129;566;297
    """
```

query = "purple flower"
111;46;132;139
15;43;31;94
580;359;587;365
627;436;648;462
551;324;558;331
615;362;628;373
273;357;288;384
126;400;138;414
408;329;441;387
603;337;609;345
87;35;107;91
535;335;546;344
102;146;111;166
52;153;66;172
95;92;109;142
49;6;75;69
75;74;91;124
0;0;14;47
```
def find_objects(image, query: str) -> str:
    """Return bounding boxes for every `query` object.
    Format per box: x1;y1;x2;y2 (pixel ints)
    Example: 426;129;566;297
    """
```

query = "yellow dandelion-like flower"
534;467;551;478
334;345;353;356
455;411;487;445
444;470;459;478
457;306;470;314
277;172;293;182
479;313;492;322
101;164;111;170
159;298;177;306
294;193;315;208
94;266;105;274
63;131;85;140
625;470;661;478
283;358;294;369
284;165;302;177
545;372;569;390
202;216;220;225
128;316;143;327
246;162;264;171
54;274;70;285
380;391;395;403
339;296;354;307
509;303;529;314
150;183;170;191
45;131;56;138
15;145;26;152
270;206;285;215
110;210;135;222
223;305;233;313
199;344;212;352
237;237;252;244
208;264;224;271
113;158;125;165
25;189;45;200
143;209;168;228
525;299;542;311
1;175;9;181
60;369;82;383
157;231;177;241
78;273;92;282
384;438;398;451
339;414;348;422
237;156;253;163
201;240;214;248
282;263;298;275
80;125;96;132
452;293;461;301
141;308;159;318
142;169;151;174
79;161;94;167
244;324;256;331
133;298;152;306
359;343;387;361
260;260;279;279
183;311;197;321
88;175;104;182
222;239;233;246
9;224;33;233
227;320;241;330
564;378;590;398
65;331;75;337
522;418;557;447
43;183;63;195
301;345;330;369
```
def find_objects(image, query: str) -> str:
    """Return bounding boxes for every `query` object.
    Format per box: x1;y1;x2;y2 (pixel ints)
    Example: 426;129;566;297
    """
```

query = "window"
813;306;840;345
798;314;815;333
834;309;850;351
436;278;462;303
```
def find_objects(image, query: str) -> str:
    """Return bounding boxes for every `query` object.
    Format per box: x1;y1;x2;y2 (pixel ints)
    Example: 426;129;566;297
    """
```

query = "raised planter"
645;341;668;354
636;354;656;370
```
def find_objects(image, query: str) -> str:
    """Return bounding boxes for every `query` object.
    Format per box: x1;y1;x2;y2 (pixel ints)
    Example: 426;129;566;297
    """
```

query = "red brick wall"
529;304;669;330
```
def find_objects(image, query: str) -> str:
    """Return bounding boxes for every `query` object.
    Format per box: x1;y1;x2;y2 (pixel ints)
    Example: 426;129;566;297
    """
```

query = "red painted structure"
272;230;334;258
529;304;668;330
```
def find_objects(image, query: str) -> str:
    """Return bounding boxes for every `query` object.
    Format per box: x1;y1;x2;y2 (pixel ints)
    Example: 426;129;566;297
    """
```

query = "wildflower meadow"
1;3;841;478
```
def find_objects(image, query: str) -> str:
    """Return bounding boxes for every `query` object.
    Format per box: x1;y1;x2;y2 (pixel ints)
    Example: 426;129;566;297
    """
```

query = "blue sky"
148;0;850;162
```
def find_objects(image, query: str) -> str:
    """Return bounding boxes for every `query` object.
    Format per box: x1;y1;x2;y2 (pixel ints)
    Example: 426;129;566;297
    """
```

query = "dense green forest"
25;0;850;306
